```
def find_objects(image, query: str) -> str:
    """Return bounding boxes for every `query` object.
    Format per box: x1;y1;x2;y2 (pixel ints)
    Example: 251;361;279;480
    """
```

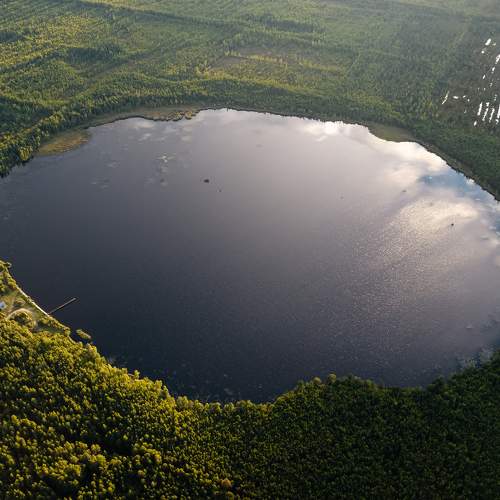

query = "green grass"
37;128;90;156
0;262;67;335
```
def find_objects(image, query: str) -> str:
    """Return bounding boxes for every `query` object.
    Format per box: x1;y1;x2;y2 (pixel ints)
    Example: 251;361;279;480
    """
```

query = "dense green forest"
1;0;500;193
1;298;499;497
2;0;500;496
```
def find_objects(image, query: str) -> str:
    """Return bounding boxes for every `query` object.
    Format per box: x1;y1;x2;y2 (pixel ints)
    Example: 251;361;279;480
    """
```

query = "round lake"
1;109;500;401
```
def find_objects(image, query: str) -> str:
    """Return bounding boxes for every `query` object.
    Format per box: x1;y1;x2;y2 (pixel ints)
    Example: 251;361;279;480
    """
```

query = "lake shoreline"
0;261;67;335
6;109;498;399
35;104;499;202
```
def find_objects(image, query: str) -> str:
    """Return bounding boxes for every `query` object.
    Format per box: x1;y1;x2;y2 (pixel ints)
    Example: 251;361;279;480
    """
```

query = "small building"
0;301;6;311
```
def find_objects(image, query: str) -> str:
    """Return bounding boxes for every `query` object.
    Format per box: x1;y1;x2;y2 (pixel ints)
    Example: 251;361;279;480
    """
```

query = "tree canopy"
1;0;500;194
0;262;499;497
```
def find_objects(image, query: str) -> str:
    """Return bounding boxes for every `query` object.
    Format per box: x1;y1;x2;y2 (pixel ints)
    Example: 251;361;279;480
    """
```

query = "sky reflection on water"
1;109;499;401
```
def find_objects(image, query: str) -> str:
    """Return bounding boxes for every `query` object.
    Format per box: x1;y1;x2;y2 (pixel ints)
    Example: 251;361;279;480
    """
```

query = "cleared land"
0;261;66;334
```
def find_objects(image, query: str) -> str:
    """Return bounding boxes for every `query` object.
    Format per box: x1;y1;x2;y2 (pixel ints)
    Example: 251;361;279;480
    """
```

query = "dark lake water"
2;109;500;401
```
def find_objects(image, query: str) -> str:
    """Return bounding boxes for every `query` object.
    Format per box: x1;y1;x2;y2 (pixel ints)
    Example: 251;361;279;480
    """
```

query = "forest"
0;260;499;497
1;0;500;193
1;0;500;496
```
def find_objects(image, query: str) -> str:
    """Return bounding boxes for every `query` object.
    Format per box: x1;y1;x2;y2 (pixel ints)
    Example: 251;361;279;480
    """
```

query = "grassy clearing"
367;122;416;143
0;261;67;335
35;105;201;154
37;129;90;156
